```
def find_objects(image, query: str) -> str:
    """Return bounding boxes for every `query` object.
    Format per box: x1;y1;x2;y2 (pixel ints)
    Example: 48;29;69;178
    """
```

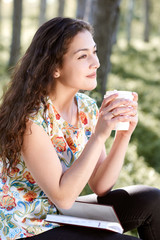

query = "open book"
45;195;123;234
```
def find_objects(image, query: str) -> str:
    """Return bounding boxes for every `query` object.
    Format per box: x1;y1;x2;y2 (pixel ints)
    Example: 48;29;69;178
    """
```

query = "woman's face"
56;30;100;91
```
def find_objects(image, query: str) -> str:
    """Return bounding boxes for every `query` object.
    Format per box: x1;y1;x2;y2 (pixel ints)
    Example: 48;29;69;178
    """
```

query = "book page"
46;214;123;233
58;201;119;223
45;200;123;234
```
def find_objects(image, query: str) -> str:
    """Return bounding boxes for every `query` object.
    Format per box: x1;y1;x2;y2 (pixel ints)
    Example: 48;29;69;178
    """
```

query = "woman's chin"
85;81;97;91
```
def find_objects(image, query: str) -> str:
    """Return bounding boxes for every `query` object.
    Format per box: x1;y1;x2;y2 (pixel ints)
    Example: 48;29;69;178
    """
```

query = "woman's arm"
88;134;131;196
89;93;138;196
22;121;105;210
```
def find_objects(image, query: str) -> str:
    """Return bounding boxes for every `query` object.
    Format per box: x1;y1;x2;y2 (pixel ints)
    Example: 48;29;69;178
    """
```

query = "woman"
0;17;160;240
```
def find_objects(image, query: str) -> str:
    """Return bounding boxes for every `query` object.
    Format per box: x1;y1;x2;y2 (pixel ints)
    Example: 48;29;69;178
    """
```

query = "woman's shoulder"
28;101;48;131
76;92;97;107
76;93;99;122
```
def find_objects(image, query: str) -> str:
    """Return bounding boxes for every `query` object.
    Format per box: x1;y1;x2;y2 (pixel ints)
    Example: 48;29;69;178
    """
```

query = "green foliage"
82;39;160;238
119;0;160;37
84;37;160;193
108;38;160;189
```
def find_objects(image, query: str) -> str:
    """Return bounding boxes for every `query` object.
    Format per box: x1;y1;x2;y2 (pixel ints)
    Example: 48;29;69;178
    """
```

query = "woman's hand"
116;92;138;137
94;92;138;142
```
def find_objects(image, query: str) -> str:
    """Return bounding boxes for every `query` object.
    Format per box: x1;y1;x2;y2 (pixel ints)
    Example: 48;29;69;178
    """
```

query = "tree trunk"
0;0;2;37
39;0;47;26
58;0;65;17
76;0;86;19
8;0;23;68
90;0;121;100
144;0;150;42
76;0;94;22
83;0;92;21
126;0;134;44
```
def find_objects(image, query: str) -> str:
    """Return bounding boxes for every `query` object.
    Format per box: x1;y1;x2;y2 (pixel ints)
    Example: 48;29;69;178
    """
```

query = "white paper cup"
104;90;133;131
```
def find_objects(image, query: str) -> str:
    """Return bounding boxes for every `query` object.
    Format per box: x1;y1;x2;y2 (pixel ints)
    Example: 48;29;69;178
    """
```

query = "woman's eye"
78;54;87;60
94;50;98;54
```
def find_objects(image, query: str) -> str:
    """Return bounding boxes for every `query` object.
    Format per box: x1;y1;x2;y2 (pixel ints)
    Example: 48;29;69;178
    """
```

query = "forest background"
0;0;160;237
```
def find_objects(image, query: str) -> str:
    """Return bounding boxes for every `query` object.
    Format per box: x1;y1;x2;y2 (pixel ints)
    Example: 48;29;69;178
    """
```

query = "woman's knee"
122;185;160;208
97;185;160;218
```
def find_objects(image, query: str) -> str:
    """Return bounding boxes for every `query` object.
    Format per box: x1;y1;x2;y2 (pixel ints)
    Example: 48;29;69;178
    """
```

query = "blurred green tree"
58;0;65;17
143;0;151;42
90;0;121;102
8;0;23;68
39;0;47;26
76;0;86;19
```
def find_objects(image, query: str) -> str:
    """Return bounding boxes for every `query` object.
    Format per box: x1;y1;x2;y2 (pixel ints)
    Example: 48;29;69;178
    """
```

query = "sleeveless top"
0;93;99;239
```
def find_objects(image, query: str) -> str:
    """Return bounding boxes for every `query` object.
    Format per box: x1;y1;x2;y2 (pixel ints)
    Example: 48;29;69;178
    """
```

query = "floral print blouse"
0;93;99;239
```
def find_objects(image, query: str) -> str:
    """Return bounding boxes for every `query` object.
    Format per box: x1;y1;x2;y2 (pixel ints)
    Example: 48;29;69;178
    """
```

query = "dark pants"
21;185;160;240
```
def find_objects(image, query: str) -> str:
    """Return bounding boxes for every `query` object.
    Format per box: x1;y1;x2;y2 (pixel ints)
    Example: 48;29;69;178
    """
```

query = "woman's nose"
90;55;100;69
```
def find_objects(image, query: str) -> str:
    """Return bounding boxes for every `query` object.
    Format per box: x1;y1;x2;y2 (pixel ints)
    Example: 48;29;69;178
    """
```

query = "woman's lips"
86;72;97;78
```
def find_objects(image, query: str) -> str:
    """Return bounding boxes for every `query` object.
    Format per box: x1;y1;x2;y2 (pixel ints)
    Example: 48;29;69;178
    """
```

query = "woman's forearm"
58;133;105;208
89;133;131;196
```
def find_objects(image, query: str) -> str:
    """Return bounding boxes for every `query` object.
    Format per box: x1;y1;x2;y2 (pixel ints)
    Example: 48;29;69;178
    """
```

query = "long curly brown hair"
0;17;92;176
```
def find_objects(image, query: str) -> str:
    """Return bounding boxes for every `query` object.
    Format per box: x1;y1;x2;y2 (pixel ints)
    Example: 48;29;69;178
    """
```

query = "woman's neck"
49;87;79;127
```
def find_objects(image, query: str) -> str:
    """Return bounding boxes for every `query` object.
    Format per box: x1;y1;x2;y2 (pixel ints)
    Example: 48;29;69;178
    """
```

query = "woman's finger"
100;93;118;110
132;92;138;102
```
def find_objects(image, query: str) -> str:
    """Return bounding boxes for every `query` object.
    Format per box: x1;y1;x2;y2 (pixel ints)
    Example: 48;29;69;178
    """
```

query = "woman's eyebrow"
73;44;97;55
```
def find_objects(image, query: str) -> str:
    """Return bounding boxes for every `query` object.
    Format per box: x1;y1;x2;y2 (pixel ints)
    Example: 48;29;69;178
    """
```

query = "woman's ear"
53;69;60;78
